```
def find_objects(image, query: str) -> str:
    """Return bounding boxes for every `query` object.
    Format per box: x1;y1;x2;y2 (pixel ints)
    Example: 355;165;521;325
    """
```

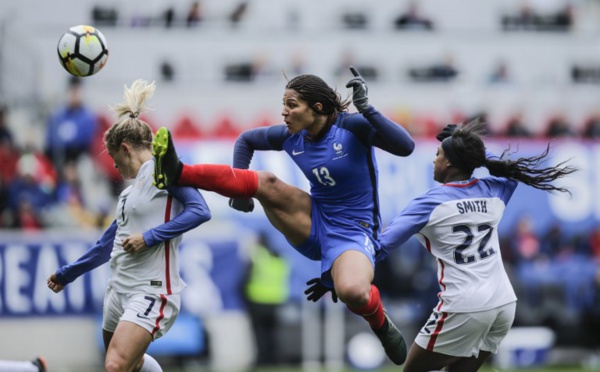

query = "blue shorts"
289;198;380;288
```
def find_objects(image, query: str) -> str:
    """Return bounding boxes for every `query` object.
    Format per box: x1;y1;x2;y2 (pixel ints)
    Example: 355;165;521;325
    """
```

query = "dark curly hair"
285;74;350;125
447;119;578;193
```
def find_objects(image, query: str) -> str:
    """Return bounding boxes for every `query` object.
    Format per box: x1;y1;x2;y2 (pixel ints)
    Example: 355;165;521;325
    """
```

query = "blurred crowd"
1;74;599;231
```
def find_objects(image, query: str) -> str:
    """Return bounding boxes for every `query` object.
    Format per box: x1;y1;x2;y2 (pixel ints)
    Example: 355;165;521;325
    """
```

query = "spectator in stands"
229;1;249;28
7;148;57;229
513;216;544;261
43;160;99;229
0;105;12;145
488;60;512;84
243;232;290;367
287;50;309;76
250;52;276;82
163;7;175;28
541;223;571;258
582;114;600;139
408;53;459;82
553;3;574;31
45;77;98;170
588;226;600;262
341;10;369;30
504;113;532;138
92;6;118;27
224;52;276;83
502;2;538;31
502;1;574;32
186;1;203;27
393;2;434;31
334;50;379;82
0;105;19;227
159;60;176;82
545;114;576;138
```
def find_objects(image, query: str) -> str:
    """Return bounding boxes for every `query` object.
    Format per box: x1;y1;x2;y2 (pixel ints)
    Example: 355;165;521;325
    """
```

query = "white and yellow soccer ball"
57;25;109;77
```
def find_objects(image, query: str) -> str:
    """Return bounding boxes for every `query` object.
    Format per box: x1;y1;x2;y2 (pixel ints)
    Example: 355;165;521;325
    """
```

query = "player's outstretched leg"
374;312;407;365
152;127;183;189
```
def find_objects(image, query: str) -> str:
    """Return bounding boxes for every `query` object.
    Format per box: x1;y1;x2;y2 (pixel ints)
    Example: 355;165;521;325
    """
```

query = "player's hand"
436;124;458;142
304;277;338;303
229;198;254;213
345;66;370;113
123;234;148;255
47;273;66;293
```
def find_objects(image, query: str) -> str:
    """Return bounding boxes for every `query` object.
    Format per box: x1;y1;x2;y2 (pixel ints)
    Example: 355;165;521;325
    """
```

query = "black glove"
304;277;338;303
436;124;458;142
228;197;254;212
345;66;369;113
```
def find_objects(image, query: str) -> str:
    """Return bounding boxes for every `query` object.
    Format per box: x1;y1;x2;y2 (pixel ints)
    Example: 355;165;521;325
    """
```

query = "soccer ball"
57;25;109;77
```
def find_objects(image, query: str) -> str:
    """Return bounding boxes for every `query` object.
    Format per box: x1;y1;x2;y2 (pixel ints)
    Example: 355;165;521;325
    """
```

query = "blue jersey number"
312;167;336;186
452;224;496;264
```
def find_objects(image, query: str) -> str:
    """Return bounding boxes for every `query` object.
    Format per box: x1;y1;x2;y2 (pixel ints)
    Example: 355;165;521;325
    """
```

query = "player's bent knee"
105;358;129;372
336;282;369;306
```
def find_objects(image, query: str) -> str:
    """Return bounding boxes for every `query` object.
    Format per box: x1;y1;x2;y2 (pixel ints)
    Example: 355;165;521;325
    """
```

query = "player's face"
108;143;135;180
433;146;449;183
281;89;319;134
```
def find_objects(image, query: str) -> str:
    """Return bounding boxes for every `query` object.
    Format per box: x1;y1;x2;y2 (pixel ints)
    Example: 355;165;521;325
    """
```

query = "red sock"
347;285;386;330
179;164;258;198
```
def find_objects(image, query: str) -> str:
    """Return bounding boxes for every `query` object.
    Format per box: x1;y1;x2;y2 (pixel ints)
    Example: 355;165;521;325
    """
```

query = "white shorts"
102;286;181;340
415;302;516;358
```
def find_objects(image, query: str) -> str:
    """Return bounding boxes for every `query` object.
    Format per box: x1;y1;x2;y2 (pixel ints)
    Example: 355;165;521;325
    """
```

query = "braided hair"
447;119;577;193
104;79;155;152
285;74;350;125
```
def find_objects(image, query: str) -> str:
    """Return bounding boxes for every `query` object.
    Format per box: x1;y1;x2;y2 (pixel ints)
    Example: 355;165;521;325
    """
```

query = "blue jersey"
233;107;414;284
379;176;518;312
234;107;414;239
286;118;381;229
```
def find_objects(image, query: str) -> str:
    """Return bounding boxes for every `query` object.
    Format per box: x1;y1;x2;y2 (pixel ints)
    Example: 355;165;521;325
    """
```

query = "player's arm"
377;193;437;262
229;125;289;213
139;186;211;249
232;125;289;169
344;66;414;156
359;108;415;156
48;220;117;291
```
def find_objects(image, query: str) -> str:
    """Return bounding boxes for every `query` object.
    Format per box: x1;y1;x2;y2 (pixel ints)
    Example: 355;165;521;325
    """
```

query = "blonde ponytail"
112;79;156;119
104;79;156;152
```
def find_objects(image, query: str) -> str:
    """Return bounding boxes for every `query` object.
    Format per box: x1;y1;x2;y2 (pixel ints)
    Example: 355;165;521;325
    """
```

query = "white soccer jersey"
110;160;186;295
380;177;518;313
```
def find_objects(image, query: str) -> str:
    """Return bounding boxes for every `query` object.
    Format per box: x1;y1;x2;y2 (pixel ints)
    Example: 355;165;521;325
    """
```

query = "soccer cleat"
152;127;183;189
32;356;48;372
373;312;407;365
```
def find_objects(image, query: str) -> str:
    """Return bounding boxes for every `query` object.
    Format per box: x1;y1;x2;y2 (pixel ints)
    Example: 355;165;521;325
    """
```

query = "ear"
312;102;323;112
120;142;131;154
